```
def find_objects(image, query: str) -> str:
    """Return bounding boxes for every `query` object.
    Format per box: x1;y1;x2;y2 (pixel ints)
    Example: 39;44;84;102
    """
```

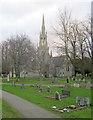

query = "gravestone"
39;87;43;92
79;79;81;83
83;78;85;82
55;91;61;101
86;82;91;90
64;83;70;89
7;74;10;82
75;79;78;83
62;90;70;97
47;86;51;93
74;83;80;88
30;84;35;87
76;96;90;106
21;83;24;89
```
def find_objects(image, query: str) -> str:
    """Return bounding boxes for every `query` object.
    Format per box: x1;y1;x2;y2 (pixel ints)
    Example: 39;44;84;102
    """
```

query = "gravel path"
1;90;60;118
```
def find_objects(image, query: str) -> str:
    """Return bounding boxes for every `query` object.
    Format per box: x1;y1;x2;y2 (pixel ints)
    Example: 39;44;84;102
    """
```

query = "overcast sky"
0;0;92;52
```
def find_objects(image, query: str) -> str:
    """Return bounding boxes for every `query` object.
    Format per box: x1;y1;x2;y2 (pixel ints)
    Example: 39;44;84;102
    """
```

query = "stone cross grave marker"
55;91;61;101
76;96;90;107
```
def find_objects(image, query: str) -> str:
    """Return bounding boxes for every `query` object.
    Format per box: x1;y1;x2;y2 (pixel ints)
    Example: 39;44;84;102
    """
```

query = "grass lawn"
2;83;92;118
2;76;91;85
2;99;24;118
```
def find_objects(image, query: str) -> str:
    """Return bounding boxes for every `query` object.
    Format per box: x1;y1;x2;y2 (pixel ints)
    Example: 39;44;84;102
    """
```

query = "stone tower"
38;14;50;77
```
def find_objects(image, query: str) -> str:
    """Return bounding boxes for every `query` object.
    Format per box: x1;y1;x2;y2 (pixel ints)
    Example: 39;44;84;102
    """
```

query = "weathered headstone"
74;83;80;88
62;90;70;97
76;96;90;106
83;78;85;82
39;87;43;92
21;83;24;89
47;86;51;93
55;91;61;101
79;79;81;83
75;79;78;83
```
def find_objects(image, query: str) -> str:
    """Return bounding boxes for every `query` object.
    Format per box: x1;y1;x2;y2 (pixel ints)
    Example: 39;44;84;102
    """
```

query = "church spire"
42;14;45;34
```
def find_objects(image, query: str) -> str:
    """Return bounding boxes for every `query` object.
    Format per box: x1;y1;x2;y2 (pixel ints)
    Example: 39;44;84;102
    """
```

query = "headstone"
39;87;43;92
83;78;85;82
7;74;10;82
75;79;78;83
74;83;80;88
21;83;24;89
47;86;51;93
76;96;90;106
30;84;35;87
79;79;81;83
62;90;70;97
55;91;61;101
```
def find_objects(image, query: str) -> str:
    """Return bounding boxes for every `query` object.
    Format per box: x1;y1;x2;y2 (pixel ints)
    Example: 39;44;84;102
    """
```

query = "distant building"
38;15;74;77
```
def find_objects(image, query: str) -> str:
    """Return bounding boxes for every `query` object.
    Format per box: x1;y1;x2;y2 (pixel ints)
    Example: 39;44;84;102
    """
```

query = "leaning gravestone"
55;91;61;101
21;83;24;89
47;86;51;93
76;96;90;107
86;82;91;90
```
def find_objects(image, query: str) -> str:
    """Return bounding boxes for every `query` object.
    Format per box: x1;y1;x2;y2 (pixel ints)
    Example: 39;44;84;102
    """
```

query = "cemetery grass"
2;76;91;85
2;99;24;118
2;85;91;118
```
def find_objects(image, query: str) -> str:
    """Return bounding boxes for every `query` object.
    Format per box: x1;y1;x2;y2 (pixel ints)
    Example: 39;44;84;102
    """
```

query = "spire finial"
42;14;45;34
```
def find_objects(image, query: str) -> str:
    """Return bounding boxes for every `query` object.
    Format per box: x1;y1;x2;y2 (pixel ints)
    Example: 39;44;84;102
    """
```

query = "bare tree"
2;34;36;77
53;8;71;78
